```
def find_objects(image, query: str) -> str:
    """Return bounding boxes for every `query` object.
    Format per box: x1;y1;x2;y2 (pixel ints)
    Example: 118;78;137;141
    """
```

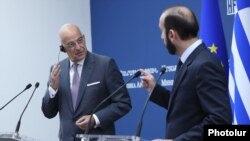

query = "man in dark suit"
42;24;132;141
140;6;232;141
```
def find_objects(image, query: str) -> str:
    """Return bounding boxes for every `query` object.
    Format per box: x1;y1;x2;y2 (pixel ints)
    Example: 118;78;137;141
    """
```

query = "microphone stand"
135;67;166;138
12;82;39;139
0;84;32;111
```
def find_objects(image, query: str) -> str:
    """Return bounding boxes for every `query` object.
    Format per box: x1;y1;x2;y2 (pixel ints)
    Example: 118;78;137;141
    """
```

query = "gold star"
209;43;218;54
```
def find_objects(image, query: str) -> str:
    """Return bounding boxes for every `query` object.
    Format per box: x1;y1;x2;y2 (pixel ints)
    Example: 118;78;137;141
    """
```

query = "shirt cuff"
93;114;100;127
48;86;57;98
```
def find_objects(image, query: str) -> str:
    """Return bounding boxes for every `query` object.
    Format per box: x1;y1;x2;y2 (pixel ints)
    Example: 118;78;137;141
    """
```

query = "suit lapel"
168;44;206;111
74;52;95;111
168;63;188;109
60;59;74;112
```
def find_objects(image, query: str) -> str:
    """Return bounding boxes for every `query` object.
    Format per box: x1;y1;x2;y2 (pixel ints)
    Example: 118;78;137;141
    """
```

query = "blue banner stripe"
234;85;250;124
234;14;250;80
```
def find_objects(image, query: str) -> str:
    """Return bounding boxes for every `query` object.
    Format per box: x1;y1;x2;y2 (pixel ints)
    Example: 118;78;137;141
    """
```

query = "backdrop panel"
90;0;233;140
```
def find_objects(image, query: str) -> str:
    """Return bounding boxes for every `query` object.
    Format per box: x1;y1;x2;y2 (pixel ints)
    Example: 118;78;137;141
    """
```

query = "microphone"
12;82;40;139
135;67;166;138
0;83;32;110
84;70;141;135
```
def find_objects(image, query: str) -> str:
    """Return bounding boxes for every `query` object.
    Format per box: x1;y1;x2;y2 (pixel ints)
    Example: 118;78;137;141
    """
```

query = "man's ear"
168;29;175;41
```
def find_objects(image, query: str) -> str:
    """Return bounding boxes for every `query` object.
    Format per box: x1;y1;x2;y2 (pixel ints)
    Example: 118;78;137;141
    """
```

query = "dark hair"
164;11;199;40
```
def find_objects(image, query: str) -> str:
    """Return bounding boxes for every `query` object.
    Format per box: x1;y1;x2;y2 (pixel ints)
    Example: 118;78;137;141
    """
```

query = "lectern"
76;134;148;141
0;132;39;141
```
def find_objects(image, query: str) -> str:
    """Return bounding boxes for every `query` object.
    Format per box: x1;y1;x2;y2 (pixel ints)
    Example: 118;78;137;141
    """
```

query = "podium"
0;132;39;141
76;134;148;141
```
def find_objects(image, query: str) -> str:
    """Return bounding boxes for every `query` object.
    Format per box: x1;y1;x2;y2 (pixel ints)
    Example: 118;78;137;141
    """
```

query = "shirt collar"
180;39;202;63
70;59;84;68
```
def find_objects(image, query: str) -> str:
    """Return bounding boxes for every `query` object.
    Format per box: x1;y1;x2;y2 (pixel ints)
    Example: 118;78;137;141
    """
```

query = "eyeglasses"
63;36;84;48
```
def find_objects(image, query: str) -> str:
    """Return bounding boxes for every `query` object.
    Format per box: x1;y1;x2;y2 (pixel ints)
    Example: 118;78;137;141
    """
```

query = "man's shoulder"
89;52;113;61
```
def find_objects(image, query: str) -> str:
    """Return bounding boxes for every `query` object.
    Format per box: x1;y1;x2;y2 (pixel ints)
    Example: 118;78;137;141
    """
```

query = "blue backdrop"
90;0;234;140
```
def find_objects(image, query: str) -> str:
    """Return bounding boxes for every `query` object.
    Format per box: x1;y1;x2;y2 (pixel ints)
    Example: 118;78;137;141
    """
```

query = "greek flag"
229;0;250;124
200;0;229;76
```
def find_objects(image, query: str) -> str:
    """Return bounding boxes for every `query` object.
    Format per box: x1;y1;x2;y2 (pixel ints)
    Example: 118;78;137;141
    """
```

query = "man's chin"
169;51;176;55
166;48;176;55
72;55;85;62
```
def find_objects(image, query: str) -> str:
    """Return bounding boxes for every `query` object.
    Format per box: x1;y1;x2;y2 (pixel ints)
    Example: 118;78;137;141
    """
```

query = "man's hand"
75;115;96;130
50;64;61;90
140;69;156;93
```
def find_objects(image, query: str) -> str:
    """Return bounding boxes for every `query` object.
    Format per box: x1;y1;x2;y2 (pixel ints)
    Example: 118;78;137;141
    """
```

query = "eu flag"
229;0;250;124
200;0;229;77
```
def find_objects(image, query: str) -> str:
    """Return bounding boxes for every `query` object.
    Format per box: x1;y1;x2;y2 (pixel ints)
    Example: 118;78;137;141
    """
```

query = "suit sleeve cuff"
93;114;100;128
48;86;58;98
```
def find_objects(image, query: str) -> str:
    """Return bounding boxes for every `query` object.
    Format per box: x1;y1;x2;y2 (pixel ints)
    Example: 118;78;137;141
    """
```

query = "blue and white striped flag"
229;0;250;124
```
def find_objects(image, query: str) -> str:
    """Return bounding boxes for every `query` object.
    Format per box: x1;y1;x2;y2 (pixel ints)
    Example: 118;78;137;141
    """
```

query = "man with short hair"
140;6;232;141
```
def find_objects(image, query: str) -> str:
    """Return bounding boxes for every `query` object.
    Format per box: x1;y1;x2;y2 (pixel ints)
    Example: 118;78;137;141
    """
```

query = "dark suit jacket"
42;51;132;141
150;43;232;141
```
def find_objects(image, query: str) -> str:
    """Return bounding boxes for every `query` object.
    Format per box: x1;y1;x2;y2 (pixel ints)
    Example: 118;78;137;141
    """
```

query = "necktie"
71;63;80;110
176;59;183;71
174;59;183;81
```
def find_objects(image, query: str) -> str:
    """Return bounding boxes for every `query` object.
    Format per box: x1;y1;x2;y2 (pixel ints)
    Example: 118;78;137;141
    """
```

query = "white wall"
0;0;91;140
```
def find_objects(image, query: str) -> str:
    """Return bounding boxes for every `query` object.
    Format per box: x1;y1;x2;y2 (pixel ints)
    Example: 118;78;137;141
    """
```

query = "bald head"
59;24;83;43
58;23;87;62
159;6;199;40
161;6;195;24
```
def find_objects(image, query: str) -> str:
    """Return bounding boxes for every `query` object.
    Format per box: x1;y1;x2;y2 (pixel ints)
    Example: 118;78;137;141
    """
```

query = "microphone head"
35;82;40;88
160;67;166;74
133;70;141;78
25;83;32;90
